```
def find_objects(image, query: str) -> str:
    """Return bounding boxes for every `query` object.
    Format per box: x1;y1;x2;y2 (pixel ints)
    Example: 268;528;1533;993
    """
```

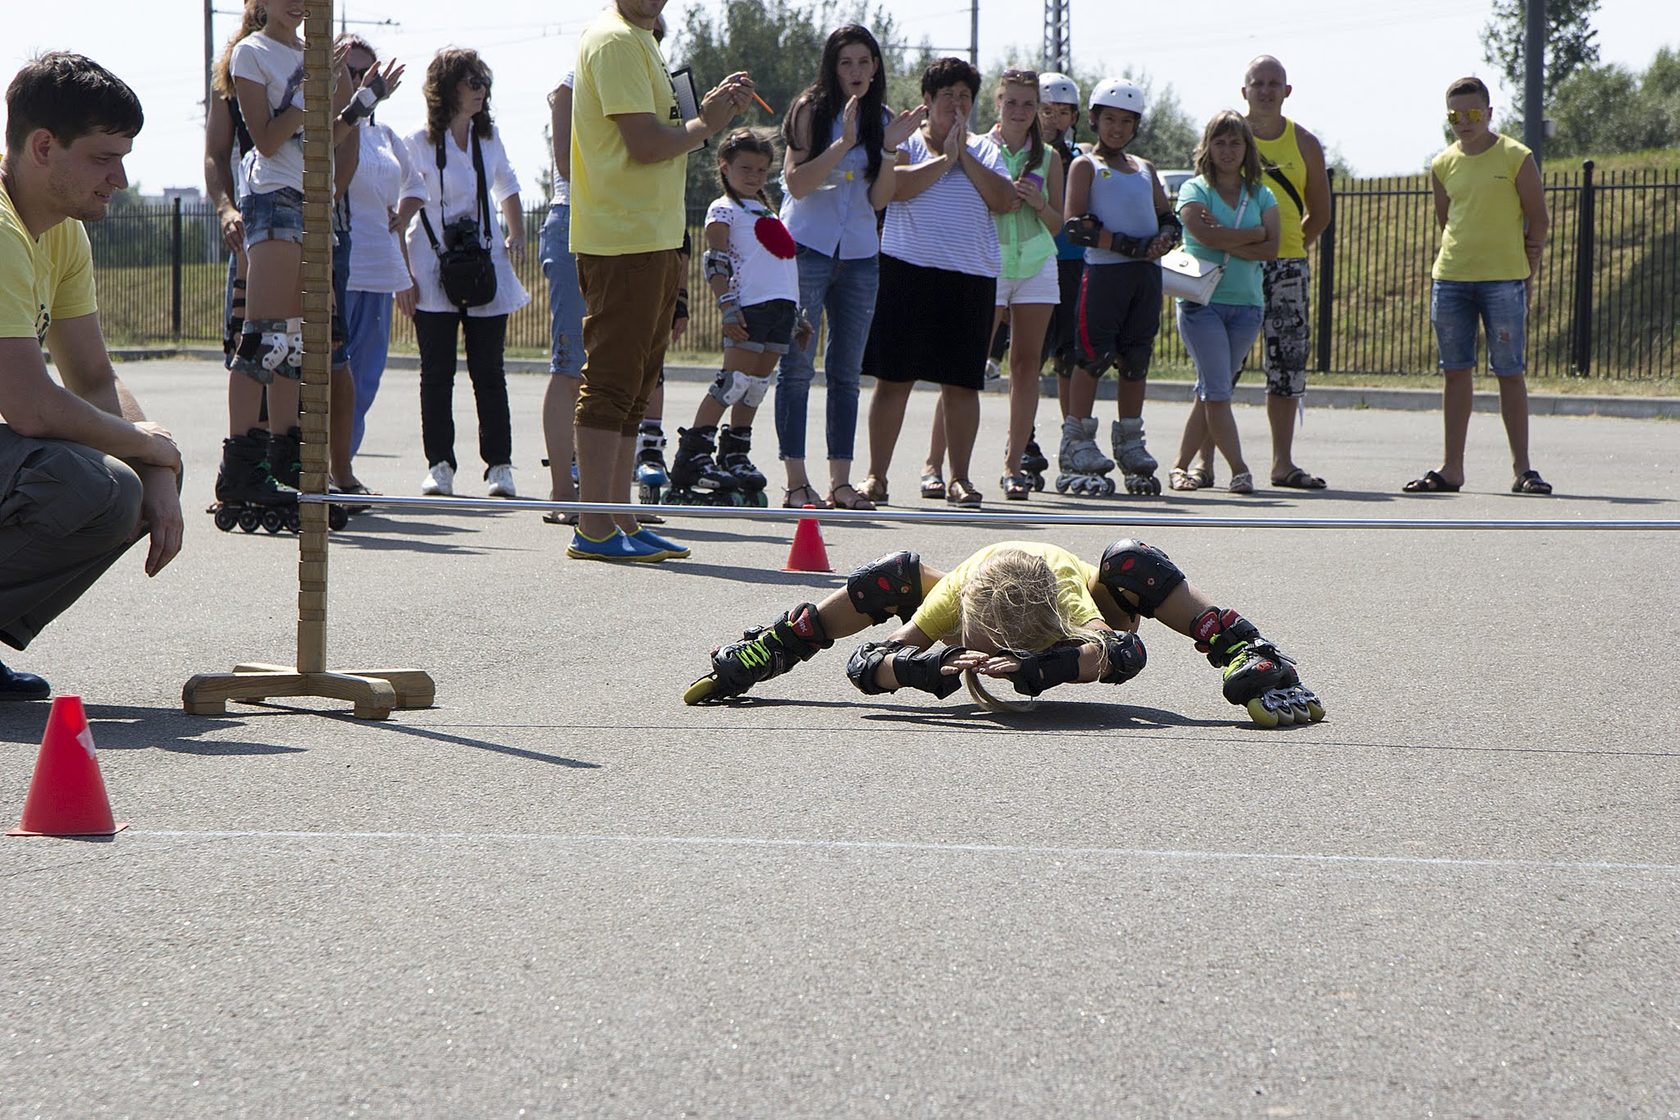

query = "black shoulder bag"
419;131;498;309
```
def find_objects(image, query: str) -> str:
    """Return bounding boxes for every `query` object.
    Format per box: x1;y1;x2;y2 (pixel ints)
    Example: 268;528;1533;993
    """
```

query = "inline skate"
684;603;831;704
1191;607;1326;728
634;420;669;505
209;428;299;534
1054;415;1115;496
267;426;350;529
1112;416;1162;495
717;425;769;507
1020;430;1050;491
665;425;741;506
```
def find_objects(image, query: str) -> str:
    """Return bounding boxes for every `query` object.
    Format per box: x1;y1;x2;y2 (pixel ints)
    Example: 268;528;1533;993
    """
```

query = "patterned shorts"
1260;258;1310;398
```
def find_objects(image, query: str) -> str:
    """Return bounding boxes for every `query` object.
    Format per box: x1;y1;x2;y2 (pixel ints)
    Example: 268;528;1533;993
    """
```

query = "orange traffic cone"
784;516;832;573
8;695;127;838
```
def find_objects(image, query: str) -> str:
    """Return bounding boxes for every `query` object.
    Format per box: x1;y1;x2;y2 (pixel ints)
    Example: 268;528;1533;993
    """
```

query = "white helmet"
1090;78;1145;116
1038;72;1080;107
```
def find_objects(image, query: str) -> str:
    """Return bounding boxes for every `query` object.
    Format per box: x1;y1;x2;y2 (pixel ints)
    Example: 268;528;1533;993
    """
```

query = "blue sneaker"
630;528;690;560
566;529;664;563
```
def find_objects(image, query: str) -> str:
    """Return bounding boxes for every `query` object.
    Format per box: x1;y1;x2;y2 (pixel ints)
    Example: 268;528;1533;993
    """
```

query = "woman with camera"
402;48;529;499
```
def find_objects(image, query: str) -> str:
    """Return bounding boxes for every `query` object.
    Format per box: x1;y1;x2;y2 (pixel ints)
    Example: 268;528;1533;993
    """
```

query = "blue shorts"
735;299;797;355
1431;278;1527;375
240;187;304;247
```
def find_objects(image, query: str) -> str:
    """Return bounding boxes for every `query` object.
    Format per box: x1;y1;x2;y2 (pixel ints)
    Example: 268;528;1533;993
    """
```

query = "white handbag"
1160;185;1250;305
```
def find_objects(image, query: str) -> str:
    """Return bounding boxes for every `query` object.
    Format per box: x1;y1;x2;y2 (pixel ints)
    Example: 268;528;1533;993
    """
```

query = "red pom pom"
755;215;797;259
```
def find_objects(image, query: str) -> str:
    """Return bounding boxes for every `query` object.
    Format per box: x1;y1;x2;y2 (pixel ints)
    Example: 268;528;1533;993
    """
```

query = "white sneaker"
486;463;517;498
421;462;455;496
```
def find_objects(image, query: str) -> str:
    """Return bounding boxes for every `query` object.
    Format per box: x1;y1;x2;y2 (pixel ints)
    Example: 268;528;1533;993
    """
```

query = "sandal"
1402;469;1461;494
1000;472;1032;501
1511;469;1553;495
1272;467;1327;490
783;483;831;509
542;510;577;526
946;478;982;507
1168;468;1201;492
1228;472;1254;495
920;471;946;500
827;483;875;511
1192;467;1215;489
858;475;889;505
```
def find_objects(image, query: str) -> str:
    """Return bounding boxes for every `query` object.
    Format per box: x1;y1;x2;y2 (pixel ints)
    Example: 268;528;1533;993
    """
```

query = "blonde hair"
211;1;267;99
959;548;1107;651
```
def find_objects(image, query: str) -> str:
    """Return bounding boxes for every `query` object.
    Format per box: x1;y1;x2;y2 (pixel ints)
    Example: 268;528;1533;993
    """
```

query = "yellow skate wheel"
1305;696;1326;722
1245;695;1281;729
683;674;719;706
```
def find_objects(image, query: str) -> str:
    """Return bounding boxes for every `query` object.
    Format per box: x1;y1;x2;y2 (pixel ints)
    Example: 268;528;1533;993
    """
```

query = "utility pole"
204;0;214;121
1523;0;1546;162
1043;0;1070;73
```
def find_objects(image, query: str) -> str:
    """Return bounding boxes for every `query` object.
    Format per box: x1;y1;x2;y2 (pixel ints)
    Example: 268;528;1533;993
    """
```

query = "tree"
1547;47;1680;158
1482;0;1601;102
670;0;906;210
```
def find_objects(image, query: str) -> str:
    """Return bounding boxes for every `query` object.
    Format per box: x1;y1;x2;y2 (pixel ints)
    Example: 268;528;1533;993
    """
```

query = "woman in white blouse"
339;36;425;490
402;47;529;499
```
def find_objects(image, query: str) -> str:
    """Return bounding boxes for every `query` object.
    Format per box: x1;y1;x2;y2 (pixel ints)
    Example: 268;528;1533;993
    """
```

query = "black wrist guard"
1156;210;1183;249
894;646;965;698
1096;630;1147;685
1061;213;1102;248
673;298;688;324
1005;644;1083;696
1110;232;1154;258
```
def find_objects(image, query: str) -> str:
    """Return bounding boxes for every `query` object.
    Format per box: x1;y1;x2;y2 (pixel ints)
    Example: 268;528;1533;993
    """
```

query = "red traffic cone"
784;516;832;573
8;695;127;838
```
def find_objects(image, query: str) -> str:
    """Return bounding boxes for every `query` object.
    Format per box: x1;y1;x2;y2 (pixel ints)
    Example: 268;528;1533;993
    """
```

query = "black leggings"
414;309;511;472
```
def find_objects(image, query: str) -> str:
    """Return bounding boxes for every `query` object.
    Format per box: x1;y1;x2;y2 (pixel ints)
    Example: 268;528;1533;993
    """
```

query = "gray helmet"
1038;72;1080;107
1089;78;1145;116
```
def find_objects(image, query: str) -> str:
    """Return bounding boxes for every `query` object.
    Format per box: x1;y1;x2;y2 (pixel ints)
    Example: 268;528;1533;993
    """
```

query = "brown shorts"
575;249;683;435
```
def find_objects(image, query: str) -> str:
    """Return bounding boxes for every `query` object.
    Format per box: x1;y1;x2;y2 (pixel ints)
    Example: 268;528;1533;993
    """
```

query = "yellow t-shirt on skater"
912;542;1103;644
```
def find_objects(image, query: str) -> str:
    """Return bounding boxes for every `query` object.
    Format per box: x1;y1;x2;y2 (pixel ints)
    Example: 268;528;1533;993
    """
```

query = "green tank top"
992;139;1057;281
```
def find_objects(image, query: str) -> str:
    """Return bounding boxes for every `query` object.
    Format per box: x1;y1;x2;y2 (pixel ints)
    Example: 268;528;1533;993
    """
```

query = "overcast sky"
3;0;1670;200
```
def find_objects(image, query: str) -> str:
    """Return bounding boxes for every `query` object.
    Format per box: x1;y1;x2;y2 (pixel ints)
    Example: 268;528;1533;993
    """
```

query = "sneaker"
630;528;691;560
0;660;50;702
566;528;665;563
984;358;1002;382
420;462;455;497
486;463;517;498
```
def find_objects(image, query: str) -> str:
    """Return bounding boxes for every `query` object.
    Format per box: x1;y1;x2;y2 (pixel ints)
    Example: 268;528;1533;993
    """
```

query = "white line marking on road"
132;830;1680;874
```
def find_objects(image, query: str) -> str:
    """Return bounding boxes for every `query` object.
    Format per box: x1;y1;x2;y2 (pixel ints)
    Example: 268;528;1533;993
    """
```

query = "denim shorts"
1176;300;1263;403
736;298;798;355
240;187;304;247
1431;278;1527;375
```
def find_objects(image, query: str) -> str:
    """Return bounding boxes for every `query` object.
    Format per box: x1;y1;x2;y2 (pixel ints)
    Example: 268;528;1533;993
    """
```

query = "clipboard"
669;66;707;152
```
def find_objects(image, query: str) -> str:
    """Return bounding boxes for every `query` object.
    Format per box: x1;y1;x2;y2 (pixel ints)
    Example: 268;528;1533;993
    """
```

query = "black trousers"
413;309;512;472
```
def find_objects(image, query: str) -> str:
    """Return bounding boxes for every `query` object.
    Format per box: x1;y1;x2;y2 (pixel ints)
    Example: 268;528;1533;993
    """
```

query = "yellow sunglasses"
1446;108;1486;125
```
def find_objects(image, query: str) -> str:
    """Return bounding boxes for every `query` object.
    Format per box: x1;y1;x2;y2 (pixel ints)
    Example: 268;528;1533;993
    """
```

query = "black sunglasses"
466;75;491;92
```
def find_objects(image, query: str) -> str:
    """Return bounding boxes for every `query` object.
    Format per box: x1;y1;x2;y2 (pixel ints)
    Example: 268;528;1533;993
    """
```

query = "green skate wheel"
1304;694;1326;722
1244;695;1281;729
683;674;720;705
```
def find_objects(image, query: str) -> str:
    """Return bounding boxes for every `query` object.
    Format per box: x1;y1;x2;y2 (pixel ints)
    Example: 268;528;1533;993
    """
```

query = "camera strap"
419;129;493;257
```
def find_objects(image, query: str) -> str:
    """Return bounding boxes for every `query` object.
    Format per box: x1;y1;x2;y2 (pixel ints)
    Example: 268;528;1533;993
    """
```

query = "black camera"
442;217;482;252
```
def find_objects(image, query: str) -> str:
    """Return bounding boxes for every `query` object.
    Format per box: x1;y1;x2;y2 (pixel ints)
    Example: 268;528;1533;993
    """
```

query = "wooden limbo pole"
182;0;434;719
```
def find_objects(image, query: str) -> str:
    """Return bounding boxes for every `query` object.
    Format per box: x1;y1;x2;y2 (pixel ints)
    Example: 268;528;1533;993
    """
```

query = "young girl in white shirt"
667;130;810;506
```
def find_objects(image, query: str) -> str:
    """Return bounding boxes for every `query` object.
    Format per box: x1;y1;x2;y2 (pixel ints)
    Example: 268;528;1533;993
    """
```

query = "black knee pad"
1116;346;1153;381
1097;539;1185;618
846;550;924;624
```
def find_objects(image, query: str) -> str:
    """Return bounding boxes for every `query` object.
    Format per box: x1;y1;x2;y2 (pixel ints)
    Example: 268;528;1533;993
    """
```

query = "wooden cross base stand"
182;664;436;721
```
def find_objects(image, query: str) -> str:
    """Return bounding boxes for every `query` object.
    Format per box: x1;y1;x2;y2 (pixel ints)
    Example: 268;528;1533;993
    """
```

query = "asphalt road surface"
4;361;1678;1118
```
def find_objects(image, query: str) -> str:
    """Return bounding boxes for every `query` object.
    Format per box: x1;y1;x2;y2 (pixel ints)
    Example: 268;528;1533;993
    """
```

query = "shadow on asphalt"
0;703;299;756
661;562;844;588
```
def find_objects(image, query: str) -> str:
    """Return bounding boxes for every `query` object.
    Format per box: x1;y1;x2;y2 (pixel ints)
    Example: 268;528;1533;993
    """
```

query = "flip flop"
1272;467;1327;490
542;510;578;525
1403;470;1461;493
1511;469;1553;495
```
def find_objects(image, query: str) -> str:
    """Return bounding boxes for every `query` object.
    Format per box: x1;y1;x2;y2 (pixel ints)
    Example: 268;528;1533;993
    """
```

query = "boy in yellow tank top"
1405;75;1552;496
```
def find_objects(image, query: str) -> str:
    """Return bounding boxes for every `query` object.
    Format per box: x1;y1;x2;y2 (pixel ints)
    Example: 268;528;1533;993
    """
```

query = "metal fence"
91;164;1678;379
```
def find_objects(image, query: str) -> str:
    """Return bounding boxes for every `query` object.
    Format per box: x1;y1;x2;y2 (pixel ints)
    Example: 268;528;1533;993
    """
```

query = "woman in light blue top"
1169;110;1278;494
775;25;923;510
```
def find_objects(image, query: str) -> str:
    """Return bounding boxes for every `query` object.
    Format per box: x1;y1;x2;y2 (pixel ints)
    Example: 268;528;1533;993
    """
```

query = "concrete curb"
112;346;1680;421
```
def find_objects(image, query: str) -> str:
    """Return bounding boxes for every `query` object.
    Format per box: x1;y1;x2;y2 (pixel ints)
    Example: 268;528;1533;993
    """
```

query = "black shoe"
0;660;50;701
